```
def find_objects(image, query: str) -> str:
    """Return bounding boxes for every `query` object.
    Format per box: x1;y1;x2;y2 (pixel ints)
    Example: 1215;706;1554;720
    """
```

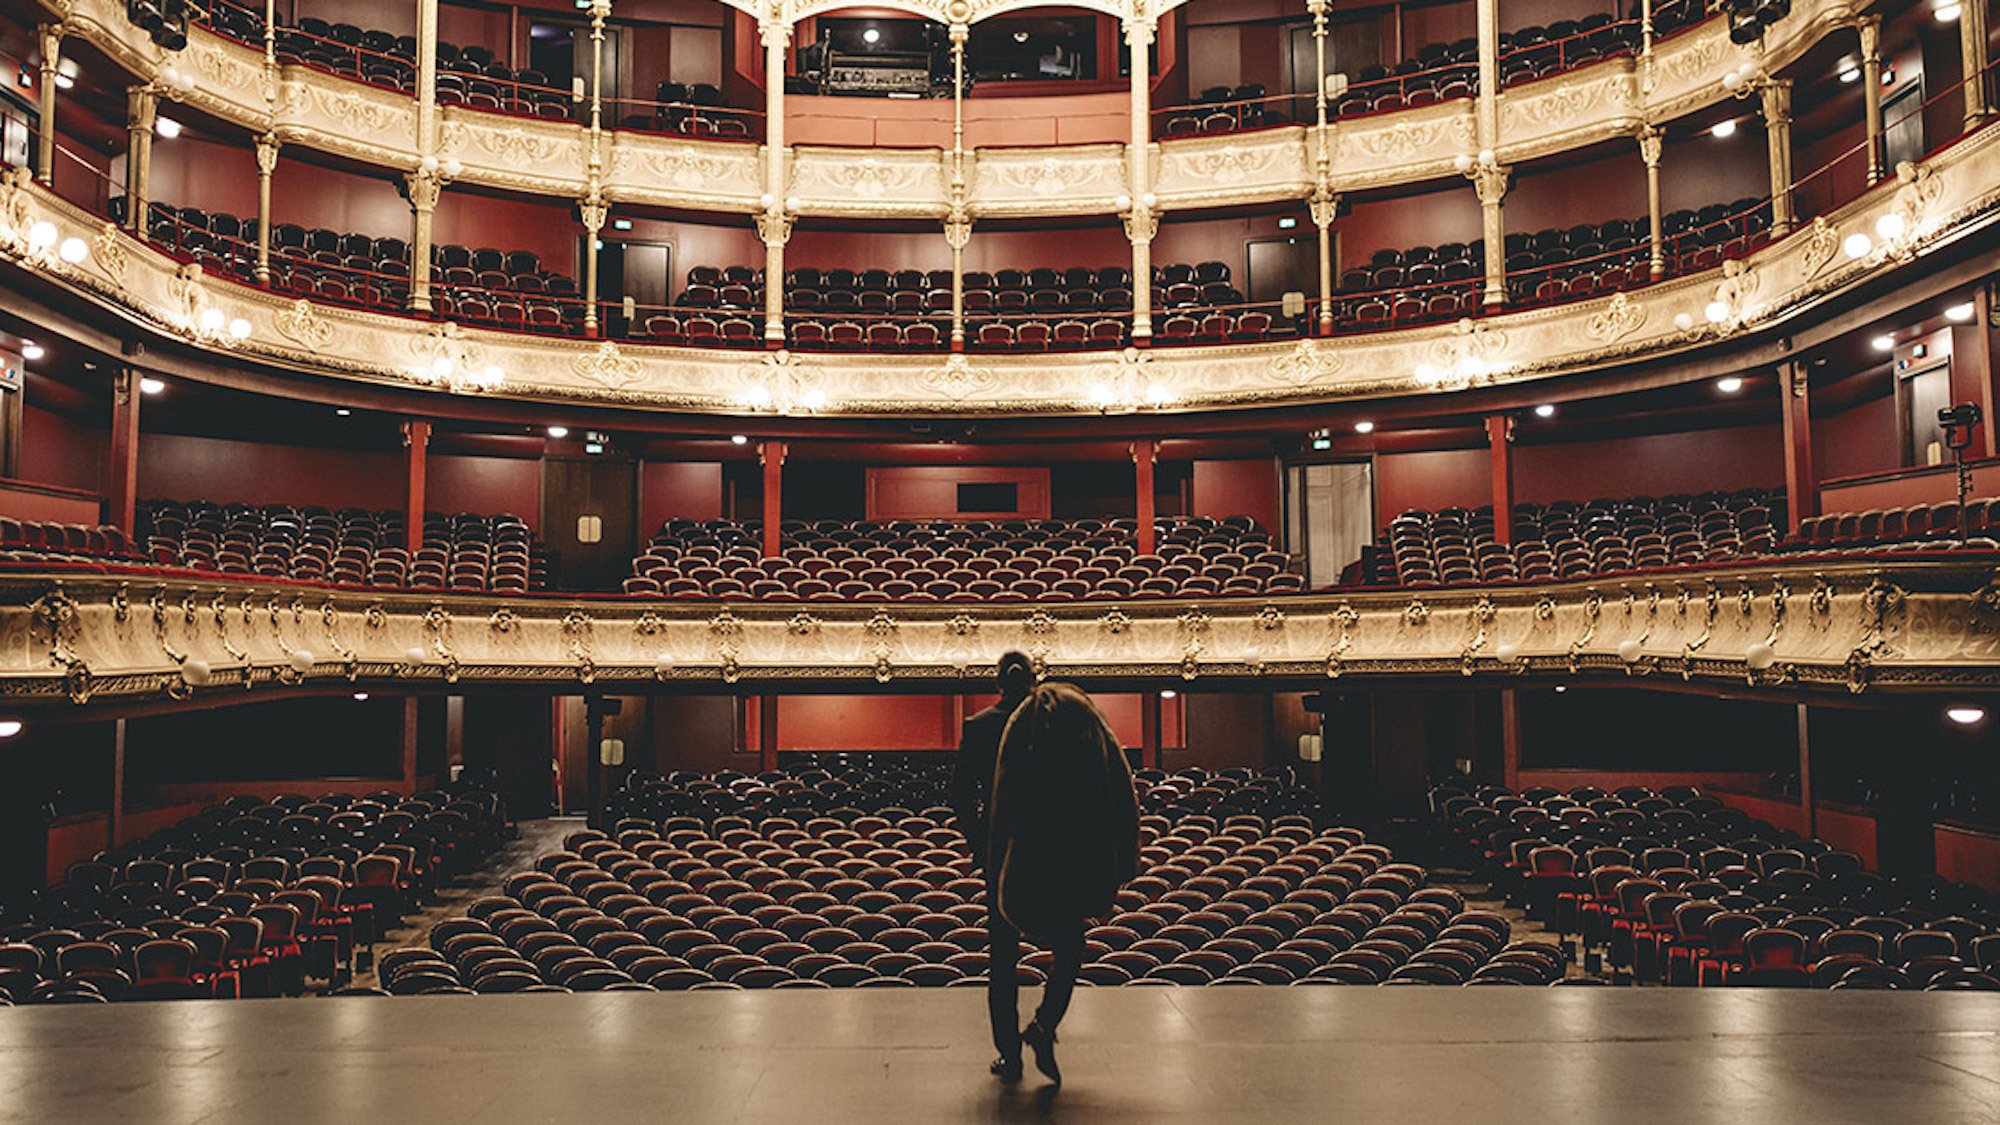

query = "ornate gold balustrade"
6;556;1998;708
2;112;1992;415
45;0;1859;218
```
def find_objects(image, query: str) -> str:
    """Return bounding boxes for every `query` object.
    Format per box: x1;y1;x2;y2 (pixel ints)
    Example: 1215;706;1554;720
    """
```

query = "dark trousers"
986;893;1085;1058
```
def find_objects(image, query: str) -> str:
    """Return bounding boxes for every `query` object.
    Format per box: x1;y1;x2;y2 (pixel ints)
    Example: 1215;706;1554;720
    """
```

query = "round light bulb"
20;343;45;361
1705;300;1730;324
140;377;166;394
1843;232;1873;259
547;425;570;439
58;236;88;263
1618;639;1644;663
1945;705;1985;725
228;317;252;339
199;307;225;331
27;221;57;250
420;155;439;173
1874;212;1906;241
1534;404;1556;418
289;650;315;673
403;646;429;665
181;659;212;686
1113;194;1133;212
0;719;22;739
442;158;463;178
1745;642;1777;670
1353;420;1375;434
431;356;454;377
1716;376;1744;393
1673;312;1695;331
1494;642;1519;664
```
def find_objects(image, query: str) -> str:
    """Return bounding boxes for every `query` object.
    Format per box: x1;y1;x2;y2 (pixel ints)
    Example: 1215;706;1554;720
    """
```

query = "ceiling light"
1936;3;1962;19
19;342;43;361
1353;420;1375;434
730;434;748;445
1534;404;1556;418
1013;29;1030;42
139;377;165;394
1839;66;1860;83
154;117;182;139
1553;685;1568;693
1159;689;1177;699
1716;376;1744;393
53;73;73;90
547;425;569;439
1710;119;1737;139
1946;705;1985;725
1870;334;1895;351
1946;301;1976;322
335;408;351;416
352;692;370;701
0;719;20;738
861;27;880;43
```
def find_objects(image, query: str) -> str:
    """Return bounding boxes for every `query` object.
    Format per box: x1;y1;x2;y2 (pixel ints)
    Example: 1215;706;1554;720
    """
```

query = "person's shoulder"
966;702;1012;725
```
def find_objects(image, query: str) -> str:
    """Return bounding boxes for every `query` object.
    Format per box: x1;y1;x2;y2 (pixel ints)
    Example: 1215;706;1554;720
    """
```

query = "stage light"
1716;376;1743;393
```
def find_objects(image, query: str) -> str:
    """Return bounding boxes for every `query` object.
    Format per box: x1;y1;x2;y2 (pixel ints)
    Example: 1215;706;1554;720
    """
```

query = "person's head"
996;650;1035;703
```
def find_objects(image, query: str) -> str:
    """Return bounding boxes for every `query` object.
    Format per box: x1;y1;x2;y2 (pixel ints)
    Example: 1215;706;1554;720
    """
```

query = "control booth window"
957;481;1020;514
966;17;1098;82
802;18;948;97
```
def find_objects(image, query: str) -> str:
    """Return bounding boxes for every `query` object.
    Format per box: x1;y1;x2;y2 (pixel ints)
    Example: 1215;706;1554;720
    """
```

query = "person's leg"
986;899;1022;1063
1031;923;1086;1034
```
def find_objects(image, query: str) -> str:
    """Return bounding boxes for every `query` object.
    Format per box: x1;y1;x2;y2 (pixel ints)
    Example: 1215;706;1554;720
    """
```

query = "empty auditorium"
2;0;1999;1116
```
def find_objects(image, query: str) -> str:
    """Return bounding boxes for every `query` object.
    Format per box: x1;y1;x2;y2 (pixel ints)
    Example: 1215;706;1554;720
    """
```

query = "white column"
255;132;278;284
1458;155;1509;307
416;0;439;153
1639;126;1664;278
947;23;968;349
1124;15;1157;342
407;168;443;313
1761;78;1794;237
35;24;64;183
1475;0;1498;148
1310;191;1336;335
760;16;790;344
1858;18;1884;184
581;193;606;335
124;85;157;234
1309;0;1333;335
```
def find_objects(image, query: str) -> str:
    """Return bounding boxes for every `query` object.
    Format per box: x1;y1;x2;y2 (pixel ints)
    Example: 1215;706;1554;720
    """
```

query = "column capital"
579;192;609;233
400;419;432;449
1121;206;1159;244
757;439;787;468
943;215;972;250
1636;125;1662;167
1308;189;1338;229
1122;14;1155;49
759;15;790;48
406;168;446;211
756;208;793;247
1759;76;1792;125
126;85;158;132
1464;161;1510;204
1855;14;1881;59
38;21;66;59
254;132;280;172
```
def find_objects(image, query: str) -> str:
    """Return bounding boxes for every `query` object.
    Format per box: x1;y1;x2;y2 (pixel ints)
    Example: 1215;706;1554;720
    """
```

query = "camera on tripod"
1939;402;1983;451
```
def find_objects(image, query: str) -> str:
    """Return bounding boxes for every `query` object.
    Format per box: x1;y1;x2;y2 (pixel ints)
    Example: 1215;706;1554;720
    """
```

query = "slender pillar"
1779;361;1815;534
1474;0;1499;147
1959;0;1993;130
1639;126;1665;278
403;419;430;553
1858;18;1885;184
109;718;127;849
1141;691;1162;771
1796;704;1815;837
759;440;786;557
760;17;790;344
124;86;157;235
946;24;969;350
759;694;779;774
1760;79;1795;237
35;24;62;184
1124;16;1156;343
580;193;606;336
107;367;141;536
406;169;443;313
584;694;606;828
401;697;420;793
1464;159;1510;307
1134;439;1157;555
254;133;278;284
1486;414;1514;545
1310;193;1336;335
415;0;439;154
1499;689;1521;789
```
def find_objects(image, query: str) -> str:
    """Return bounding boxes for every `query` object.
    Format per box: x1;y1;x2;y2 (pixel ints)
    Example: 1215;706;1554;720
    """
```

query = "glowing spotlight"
1870;334;1895;352
1946;705;1985;725
547;425;569;439
1353;420;1375;434
1710;118;1738;139
154;117;183;139
730;434;748;445
1843;232;1873;259
1716;376;1744;394
1534;404;1556;418
139;377;166;394
0;719;22;738
1945;302;1975;322
20;342;44;361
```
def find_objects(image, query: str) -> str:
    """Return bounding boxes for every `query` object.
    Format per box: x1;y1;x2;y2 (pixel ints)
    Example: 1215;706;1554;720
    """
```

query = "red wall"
1935;822;2000;893
138;433;405;511
1513;424;1785;504
20;405;106;495
1821;461;2000;513
1374;447;1488;526
1339;187;1481;272
45;802;206;885
0;480;102;523
865;466;1053;521
1191;458;1279;533
430;453;542;527
1815;391;1901;483
640;461;724;533
769;691;1165;752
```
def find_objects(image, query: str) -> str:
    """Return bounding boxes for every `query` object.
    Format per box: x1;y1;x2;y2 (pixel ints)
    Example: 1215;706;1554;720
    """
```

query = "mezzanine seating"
1362;489;1785;587
386;757;1563;994
0;785;507;1005
621;515;1304;600
137;501;551;593
1435;783;2000;991
1786;500;2000;554
0;519;143;564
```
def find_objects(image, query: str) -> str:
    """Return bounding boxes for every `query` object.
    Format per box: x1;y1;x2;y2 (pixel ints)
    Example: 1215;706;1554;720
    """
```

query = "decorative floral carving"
1274;338;1342;386
274;298;334;350
919;353;998;401
91;221;128;286
489;607;520;633
1585;293;1646;343
788;613;820;636
1098;610;1131;636
571;340;642;391
1799;216;1840;278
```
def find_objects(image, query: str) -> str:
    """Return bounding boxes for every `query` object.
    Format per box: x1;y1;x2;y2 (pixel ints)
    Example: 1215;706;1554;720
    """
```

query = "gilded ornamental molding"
4;120;1996;415
3;557;1995;707
46;0;1857;219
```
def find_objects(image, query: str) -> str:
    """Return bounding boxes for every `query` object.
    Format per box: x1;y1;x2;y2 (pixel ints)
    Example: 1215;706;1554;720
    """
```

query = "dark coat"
950;696;1023;870
989;682;1140;939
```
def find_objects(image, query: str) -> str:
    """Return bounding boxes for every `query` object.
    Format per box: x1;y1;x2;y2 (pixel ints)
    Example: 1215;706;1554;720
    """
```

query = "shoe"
1022;1019;1060;1086
990;1055;1022;1083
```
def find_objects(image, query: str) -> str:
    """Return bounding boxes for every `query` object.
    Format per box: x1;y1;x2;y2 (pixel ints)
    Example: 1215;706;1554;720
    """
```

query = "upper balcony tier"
45;0;1870;218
